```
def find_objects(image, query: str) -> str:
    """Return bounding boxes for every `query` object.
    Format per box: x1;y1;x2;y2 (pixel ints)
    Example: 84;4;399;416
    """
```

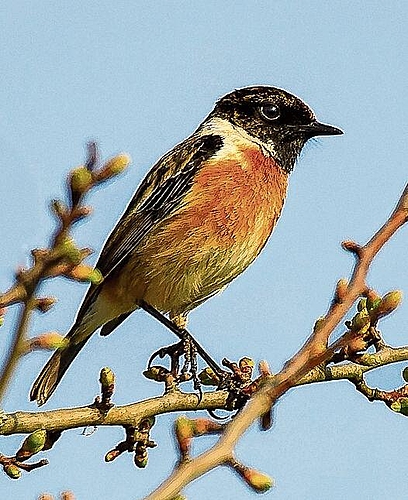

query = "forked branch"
144;182;408;499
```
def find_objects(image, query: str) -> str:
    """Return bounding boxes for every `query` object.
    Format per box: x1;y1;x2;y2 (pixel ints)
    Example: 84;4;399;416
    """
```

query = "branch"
0;341;407;489
0;145;130;402
2;344;408;437
144;183;408;499
0;391;229;436
295;345;408;387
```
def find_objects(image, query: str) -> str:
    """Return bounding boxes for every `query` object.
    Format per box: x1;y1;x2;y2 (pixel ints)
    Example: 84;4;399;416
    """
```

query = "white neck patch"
200;117;277;161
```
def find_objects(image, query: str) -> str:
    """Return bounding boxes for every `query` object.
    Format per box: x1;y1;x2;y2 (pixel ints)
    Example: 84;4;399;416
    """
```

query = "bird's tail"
30;326;91;406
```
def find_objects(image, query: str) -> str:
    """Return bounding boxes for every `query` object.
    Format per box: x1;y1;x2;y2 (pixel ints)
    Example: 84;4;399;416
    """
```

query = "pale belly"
138;227;272;317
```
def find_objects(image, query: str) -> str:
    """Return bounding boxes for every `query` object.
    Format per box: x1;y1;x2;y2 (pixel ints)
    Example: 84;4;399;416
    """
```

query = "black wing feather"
98;133;222;277
74;133;223;324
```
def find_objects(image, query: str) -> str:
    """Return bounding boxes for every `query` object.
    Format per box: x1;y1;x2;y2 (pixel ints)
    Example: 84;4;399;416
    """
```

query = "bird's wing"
96;133;223;277
74;132;223;323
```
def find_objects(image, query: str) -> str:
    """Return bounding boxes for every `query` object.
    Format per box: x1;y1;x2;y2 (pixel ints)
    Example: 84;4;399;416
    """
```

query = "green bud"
391;398;408;416
96;154;131;183
99;367;115;387
60;237;82;265
4;464;21;479
357;298;367;312
375;291;403;319
143;366;166;381
403;367;408;383
238;465;274;493
89;268;103;285
350;309;370;333
70;166;93;193
174;416;193;456
18;429;47;458
25;429;47;453
104;154;131;175
70;265;103;284
198;367;219;386
366;290;382;312
134;455;148;468
30;331;69;351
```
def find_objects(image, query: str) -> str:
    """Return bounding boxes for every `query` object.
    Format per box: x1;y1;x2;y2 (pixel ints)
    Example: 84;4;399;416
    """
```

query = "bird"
30;85;342;406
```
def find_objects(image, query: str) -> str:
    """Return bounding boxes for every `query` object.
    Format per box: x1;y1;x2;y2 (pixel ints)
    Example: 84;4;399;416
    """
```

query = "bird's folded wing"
74;133;223;323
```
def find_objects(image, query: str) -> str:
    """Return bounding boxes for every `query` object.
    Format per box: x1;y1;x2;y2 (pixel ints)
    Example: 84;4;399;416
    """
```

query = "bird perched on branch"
31;85;342;405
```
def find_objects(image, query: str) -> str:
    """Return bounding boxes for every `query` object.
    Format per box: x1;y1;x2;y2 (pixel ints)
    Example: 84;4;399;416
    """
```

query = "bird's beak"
299;120;344;137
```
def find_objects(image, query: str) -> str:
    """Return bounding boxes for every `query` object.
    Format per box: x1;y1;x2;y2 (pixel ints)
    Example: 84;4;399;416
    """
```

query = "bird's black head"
210;86;343;173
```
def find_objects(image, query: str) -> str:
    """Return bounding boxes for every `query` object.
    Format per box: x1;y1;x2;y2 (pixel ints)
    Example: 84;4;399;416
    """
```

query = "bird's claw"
146;335;203;396
147;341;184;373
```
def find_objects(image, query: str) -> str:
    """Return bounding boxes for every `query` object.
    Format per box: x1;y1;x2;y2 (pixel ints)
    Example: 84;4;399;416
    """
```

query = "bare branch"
144;183;408;499
0;391;229;436
0;146;130;402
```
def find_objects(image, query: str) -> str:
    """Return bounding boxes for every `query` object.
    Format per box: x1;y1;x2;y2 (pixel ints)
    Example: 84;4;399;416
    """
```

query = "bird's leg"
140;301;227;384
189;341;201;391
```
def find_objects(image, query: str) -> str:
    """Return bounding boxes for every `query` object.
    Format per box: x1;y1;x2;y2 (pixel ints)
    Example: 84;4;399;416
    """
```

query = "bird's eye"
259;104;281;121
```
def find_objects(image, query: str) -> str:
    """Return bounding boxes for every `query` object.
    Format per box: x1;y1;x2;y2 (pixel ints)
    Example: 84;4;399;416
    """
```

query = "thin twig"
0;147;130;403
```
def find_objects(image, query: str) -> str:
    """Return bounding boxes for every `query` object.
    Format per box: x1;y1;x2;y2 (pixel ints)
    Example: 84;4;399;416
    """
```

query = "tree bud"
134;454;148;468
35;297;57;313
391;398;408;416
366;289;382;312
3;464;21;479
29;331;68;351
51;199;68;219
334;278;348;303
239;357;254;373
174;416;193;456
105;449;121;462
143;366;167;381
99;367;115;388
375;291;403;319
97;154;131;182
69;166;93;193
350;309;370;333
70;265;103;284
190;418;223;436
59;237;82;265
198;367;219;386
234;464;274;493
357;298;367;312
17;429;47;459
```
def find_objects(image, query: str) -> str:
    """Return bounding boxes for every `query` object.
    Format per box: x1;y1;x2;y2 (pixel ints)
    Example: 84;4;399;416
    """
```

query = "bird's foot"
147;340;184;374
146;333;203;395
199;356;262;413
140;301;227;395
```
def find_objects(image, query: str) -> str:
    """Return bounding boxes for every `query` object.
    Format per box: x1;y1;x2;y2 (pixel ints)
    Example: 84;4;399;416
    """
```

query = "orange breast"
183;146;288;248
102;144;289;317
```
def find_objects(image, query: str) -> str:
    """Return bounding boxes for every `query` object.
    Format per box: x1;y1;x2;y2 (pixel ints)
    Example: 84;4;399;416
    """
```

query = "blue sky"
1;2;408;499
